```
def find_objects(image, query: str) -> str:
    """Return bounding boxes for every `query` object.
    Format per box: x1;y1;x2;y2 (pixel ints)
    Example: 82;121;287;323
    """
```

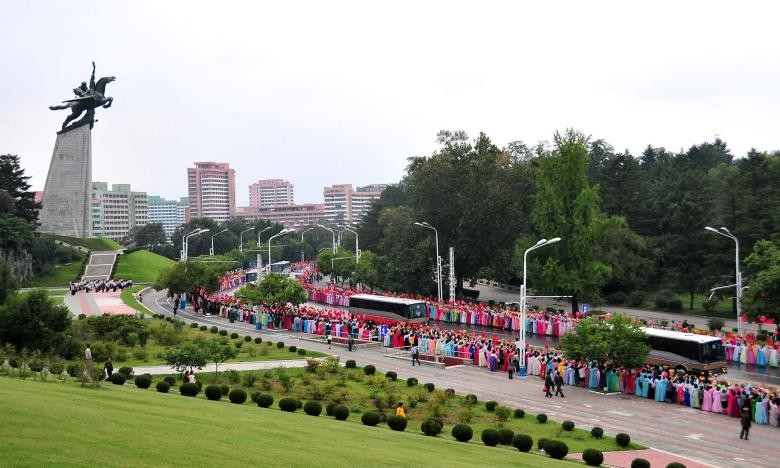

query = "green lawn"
120;285;147;314
114;249;174;283
52;234;122;251
23;255;86;287
0;378;571;467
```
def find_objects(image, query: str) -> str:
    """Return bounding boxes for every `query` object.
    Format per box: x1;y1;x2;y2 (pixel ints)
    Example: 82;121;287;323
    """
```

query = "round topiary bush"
164;376;176;386
406;377;418;387
631;459;651;468
156;381;170;393
464;394;478;405
616;433;631;447
385;371;397;381
179;382;200;397
333;405;349;421
485;400;498;411
219;329;228;336
297;348;306;356
562;420;575;431
582;448;604;467
199;325;207;331
278;397;298;412
209;326;218;334
421;418;442;436
361;412;380;426
205;385;222;401
423;382;435;392
481;428;500;447
244;335;252;342
591;427;604;439
325;402;336;416
190;322;199;328
498;428;515;446
544;440;569;460
345;359;356;369
514;408;525;418
304;400;323;416
665;463;686;468
512;434;533;452
118;366;134;378
134;375;152;389
230;332;239;339
452;424;473;442
228;389;247;404
289;345;297;352
363;364;376;375
256;393;274;408
536;413;548;423
387;415;407;431
254;337;262;344
109;373;126;385
277;341;285;349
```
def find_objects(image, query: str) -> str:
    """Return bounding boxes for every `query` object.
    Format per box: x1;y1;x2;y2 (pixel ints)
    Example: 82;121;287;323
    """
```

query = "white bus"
641;327;727;375
348;294;428;323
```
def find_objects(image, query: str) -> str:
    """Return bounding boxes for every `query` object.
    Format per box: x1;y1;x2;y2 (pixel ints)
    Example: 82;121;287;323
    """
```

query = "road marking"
607;410;633;417
685;433;703;440
583;404;593;408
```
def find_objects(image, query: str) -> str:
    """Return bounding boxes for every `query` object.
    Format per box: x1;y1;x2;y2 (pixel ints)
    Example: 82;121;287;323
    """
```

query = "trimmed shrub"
464;394;478;405
444;388;455;398
665;463;686;468
304;400;323;416
278;397;298;412
199;325;207;331
562;420;575;431
498;428;514;446
544;440;569;459
297;348;306;356
190;322;199;328
421;418;442;436
512;434;533;452
406;377;418;387
228;389;247;404
536;413;548;423
164;376;176;386
277;341;285;349
423;382;435;392
514;408;526;419
118;366;134;378
583;448;604;467
485;400;498;411
325;402;336;416
631;459;651;468
230;332;239;339
386;415;407;431
209;326;218;334
363;364;376;375
256;394;274;408
219;329;228;336
616;433;631;447
180;383;200;397
109;373;126;385
220;385;230;396
250;392;260;403
481;429;500;447
591;427;604;439
333;405;349;421
385;371;397;381
289;345;297;352
134;375;152;389
156;381;170;393
205;385;222;401
254;337;262;344
452;424;473;442
345;359;356;369
361;412;380;426
538;438;550;451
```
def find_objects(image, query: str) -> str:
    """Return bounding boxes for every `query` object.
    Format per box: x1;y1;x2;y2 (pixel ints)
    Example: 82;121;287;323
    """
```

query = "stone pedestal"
38;122;92;237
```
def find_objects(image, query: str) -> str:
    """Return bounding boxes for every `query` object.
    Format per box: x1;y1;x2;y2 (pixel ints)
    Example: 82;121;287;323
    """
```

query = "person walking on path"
740;409;752;440
347;336;355;352
326;333;332;349
173;296;179;317
104;356;113;380
554;371;565;398
411;344;421;366
508;355;518;379
544;371;554;398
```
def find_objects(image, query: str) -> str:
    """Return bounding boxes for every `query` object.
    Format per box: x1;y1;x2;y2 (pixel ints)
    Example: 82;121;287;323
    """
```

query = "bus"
641;327;727;375
348;294;428;323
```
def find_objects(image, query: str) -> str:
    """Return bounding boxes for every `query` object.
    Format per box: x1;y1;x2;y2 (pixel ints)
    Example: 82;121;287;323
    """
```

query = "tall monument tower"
38;62;115;238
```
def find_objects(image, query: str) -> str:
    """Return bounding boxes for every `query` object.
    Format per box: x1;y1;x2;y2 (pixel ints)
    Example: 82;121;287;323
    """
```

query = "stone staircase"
82;251;117;281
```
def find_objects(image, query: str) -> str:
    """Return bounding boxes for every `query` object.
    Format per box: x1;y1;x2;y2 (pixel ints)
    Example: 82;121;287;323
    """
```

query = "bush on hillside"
118;366;134;378
230;332;239;339
582;448;604;467
386;415;407;431
481;429;500;447
544;440;569;459
616;433;631;447
363;364;376;375
254;337;262;344
278;397;298;412
289;345;297;352
630;459;651;468
228;389;247;404
464;394;478;405
665;463;686;468
514;408;525;418
297;348;306;355
209;326;218;334
219;329;228;336
304;401;322;416
345;359;356;368
333;405;349;421
451;424;473;442
536;413;548;423
256;394;274;408
498;428;514;445
134;375;151;389
385;371;397;381
277;341;285;349
421;418;442;436
325;402;336;416
562;420;575;431
220;385;230;396
155;381;170;393
423;382;435;392
164;376;176;386
538;438;550;451
485;400;498;411
512;434;533;452
406;377;418;387
591;427;604;439
179;383;199;397
361;412;380;426
200;325;207;331
109;373;126;385
205;385;222;401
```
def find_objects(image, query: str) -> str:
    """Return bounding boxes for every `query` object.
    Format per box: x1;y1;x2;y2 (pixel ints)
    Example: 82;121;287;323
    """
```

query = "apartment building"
323;183;387;225
249;179;294;208
187;162;236;222
91;182;148;241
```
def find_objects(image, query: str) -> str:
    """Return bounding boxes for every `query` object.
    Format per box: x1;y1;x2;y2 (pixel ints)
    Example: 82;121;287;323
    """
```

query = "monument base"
38;122;92;237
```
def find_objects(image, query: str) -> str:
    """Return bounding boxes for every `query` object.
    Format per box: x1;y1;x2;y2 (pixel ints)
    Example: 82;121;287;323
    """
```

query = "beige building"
187;162;236;222
91;182;148;241
236;204;325;230
323;183;387;225
249;179;294;208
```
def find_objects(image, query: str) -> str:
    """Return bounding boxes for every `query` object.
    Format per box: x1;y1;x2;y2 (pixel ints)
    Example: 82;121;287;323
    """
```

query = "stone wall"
0;249;33;283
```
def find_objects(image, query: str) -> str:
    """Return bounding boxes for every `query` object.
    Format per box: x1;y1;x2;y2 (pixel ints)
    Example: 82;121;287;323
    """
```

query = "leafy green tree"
598;152;643;229
595;216;652;295
155;261;220;295
235;273;307;305
357;184;407;252
375;206;436;294
163;341;208;373
0;289;70;353
0;213;34;251
0;154;40;224
558;315;650;369
0;259;18;304
130;223;167;249
742;240;780;323
206;339;239;375
352;250;381;290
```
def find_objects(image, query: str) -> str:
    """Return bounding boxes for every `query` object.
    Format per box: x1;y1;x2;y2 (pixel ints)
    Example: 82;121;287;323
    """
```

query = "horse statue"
49;62;115;130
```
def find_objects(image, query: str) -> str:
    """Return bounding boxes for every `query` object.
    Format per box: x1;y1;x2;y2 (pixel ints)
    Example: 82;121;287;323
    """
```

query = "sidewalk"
133;359;309;376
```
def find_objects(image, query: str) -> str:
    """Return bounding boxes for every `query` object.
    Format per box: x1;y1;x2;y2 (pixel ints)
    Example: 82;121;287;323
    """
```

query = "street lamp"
338;225;360;262
256;226;271;246
268;229;291;272
705;226;743;335
518;237;561;376
317;224;337;254
239;228;254;252
181;228;210;261
210;229;228;256
300;227;314;262
415;221;442;302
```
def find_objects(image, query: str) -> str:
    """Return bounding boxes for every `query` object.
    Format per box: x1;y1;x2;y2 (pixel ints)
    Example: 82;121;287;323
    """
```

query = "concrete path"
133;359;308;376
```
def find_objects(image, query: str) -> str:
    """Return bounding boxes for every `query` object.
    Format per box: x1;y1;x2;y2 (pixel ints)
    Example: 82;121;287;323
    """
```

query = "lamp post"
338;225;360;262
181;228;209;261
210;229;228;256
705;226;742;335
268;229;291;272
317;224;337;254
518;237;561;376
239;228;254;253
415;221;442;302
256;226;271;247
300;227;314;262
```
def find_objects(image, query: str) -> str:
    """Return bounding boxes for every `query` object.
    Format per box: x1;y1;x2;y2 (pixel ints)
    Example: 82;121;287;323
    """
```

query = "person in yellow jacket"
395;402;406;417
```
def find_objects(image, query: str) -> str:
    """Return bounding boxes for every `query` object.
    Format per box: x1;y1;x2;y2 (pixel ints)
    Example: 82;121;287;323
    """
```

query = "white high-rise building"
148;196;188;238
91;182;148;241
187;162;236;222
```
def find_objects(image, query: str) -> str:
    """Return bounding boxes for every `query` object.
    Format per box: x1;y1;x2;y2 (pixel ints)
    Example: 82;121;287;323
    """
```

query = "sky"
2;1;779;205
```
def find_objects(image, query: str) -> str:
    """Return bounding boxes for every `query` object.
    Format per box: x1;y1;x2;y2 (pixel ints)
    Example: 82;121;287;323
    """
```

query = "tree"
163;341;208;373
595;216;652;295
235;273;307;305
0;289;70;353
155;261;220;295
130;223;167;248
558;315;650;369
205;339;238;375
0;154;40;224
0;259;18;305
742;240;780;323
352;250;381;290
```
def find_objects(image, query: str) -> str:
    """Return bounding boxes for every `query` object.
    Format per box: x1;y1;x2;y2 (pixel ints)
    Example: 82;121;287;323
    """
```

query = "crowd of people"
69;278;133;295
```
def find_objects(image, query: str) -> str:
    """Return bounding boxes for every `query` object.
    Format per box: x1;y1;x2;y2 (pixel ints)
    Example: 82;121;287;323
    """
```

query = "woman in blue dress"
655;377;668;402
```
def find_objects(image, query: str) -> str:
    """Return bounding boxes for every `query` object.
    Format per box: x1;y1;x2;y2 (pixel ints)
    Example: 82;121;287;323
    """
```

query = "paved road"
134;359;308;376
143;289;776;468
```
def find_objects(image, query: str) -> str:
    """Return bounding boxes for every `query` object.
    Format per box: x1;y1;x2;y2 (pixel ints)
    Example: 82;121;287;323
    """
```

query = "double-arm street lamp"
256;226;272;247
705;226;743;335
415;221;442;302
239;228;254;252
317;224;337;254
268;229;291;272
181;228;210;261
210;229;228;256
301;227;314;262
338;225;360;262
518;237;561;376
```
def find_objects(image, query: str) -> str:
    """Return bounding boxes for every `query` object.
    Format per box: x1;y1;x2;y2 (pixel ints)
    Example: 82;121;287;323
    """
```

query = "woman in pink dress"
710;388;722;413
701;386;713;412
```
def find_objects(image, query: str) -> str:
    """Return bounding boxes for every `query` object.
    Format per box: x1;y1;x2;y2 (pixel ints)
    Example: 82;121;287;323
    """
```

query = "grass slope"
23;253;86;287
120;285;147;314
0;379;569;467
53;234;122;251
115;250;174;283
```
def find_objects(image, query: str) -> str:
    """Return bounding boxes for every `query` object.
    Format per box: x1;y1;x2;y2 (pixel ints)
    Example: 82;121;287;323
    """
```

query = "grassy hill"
52;234;122;251
114;250;174;283
23;250;87;287
0;379;568;467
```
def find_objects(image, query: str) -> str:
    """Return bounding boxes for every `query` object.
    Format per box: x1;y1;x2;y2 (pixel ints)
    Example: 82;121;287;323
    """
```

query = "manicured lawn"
0;378;571;467
52;234;122;251
120;285;147;314
23;254;86;287
114;250;174;283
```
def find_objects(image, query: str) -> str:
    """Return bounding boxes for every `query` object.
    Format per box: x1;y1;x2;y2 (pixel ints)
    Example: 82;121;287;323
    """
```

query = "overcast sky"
2;1;779;205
